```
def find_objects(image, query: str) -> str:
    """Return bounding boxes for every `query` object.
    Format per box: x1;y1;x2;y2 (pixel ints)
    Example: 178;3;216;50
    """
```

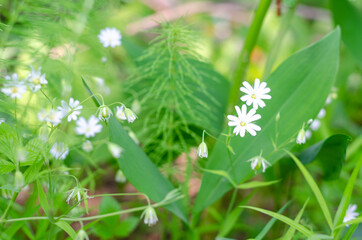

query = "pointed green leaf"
194;28;340;214
237;180;280;190
55;220;76;239
284;199;309;240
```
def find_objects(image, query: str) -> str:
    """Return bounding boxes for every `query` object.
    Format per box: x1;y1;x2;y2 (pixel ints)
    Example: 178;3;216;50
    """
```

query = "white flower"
97;105;112;122
305;130;312;140
310;119;321;131
46;110;63;126
101;56;107;62
76;229;89;240
66;187;89;206
108;142;123;158
116;105;126;120
0;118;5;124
82;140;93;152
343;204;359;227
98;27;122;48
248;156;271;173
141;206;158;227
57;98;83;122
26;66;48;92
124;107;137;123
1;73;27;99
227;105;261;137
296;128;306;144
197;142;208;158
75;116;102;138
240;78;271;109
317;108;326;119
50;142;69;160
115;169;127;183
37;109;48;122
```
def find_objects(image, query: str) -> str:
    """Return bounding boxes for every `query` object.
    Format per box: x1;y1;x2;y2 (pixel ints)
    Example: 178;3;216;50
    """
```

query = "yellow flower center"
240;121;246;127
251;94;257;99
33;78;40;85
11;87;18;94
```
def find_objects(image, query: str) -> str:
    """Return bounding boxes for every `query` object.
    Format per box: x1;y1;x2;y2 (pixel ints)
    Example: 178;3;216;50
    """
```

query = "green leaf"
0;124;20;162
254;200;292;240
116;217;139;238
330;0;362;63
81;76;101;107
23;138;43;166
299;134;351;180
108;117;187;222
237;180;280;190
286;150;333;230
241;206;314;237
194;28;340;214
341;224;359;240
99;196;121;228
55;221;76;240
0;158;15;174
284;199;309;240
36;179;50;217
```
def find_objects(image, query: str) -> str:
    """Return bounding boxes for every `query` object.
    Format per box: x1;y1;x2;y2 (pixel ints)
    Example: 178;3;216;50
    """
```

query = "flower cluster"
228;78;271;138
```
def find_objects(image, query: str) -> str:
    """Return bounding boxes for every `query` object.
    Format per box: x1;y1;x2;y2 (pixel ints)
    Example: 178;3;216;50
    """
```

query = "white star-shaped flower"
248;156;271;173
227;105;261;137
26;66;48;92
50;142;69;160
37;108;48;122
343;204;359;227
1;73;27;99
240;78;271;109
57;98;83;122
98;27;122;48
46;110;63;126
75;115;102;138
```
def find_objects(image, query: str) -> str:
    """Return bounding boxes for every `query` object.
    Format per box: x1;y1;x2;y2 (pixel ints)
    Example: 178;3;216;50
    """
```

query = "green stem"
225;188;238;217
228;0;272;109
0;192;19;230
263;2;298;79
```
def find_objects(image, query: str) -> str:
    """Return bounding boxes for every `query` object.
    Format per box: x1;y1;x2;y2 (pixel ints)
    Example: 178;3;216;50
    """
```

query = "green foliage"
194;28;341;214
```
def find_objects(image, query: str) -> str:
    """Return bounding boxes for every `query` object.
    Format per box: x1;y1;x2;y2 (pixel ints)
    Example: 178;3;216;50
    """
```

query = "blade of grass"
81;76;101;107
284;198;309;240
55;220;77;239
341;224;358;240
237;180;281;190
284;150;333;230
241;206;314;237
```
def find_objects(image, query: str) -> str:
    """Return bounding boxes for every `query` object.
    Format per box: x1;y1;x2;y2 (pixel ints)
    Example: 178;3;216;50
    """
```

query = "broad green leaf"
116;217;139;238
108;117;187;222
23;138;43;166
284;199;309;240
299;134;351;180
0;158;15;174
330;0;362;63
55;221;76;240
255;200;292;240
194;28;340;214
241;206;314;237
286;150;333;230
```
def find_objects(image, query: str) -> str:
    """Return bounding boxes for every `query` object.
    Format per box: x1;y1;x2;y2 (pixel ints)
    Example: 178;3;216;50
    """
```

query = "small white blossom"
97;105;112;122
310;119;321;131
98;27;122;48
124;107;137;123
296;128;306;144
343;204;359;227
0;118;5;124
115;169;127;183
46;110;63;126
57;98;83;122
75;116;102;138
82;140;93;152
116;105;126;120
101;56;107;62
66;187;89;206
108;142;123;158
37;109;48;122
26;66;48;92
38;125;49;142
197;142;208;158
227;105;261;137
317;108;326;119
1;74;27;99
76;229;89;240
50;142;69;160
141;206;158;227
248;156;271;173
240;78;271;109
305;130;312;140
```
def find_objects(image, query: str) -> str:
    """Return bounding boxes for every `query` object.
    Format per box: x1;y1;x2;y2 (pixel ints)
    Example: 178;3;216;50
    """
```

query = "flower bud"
124;107;137;123
97;105;112;122
141;206;158;227
76;229;89;240
14;170;25;189
107;142;123;158
197;142;208;158
115;169;126;183
296;128;306;144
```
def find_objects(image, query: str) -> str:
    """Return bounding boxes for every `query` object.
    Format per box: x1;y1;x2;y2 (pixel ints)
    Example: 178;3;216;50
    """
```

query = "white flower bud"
108;142;123;158
14;170;25;189
115;169;126;183
124;107;137;123
248;156;271;173
97;105;112;122
76;229;89;240
296;128;306;144
141;206;158;227
197;142;208;158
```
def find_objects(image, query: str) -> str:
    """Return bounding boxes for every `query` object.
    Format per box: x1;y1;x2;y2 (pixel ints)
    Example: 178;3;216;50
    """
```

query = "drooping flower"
343;204;359;227
115;169;127;183
197;142;208;158
248;156;271;173
50;142;69;160
141;206;158;227
66;187;89;206
317;108;326;119
227;105;261;137
296;128;306;144
82;140;93;153
57;98;83;122
98;27;122;48
107;142;123;158
310;119;321;131
115;105;126;120
1;73;27;99
75;116;102;138
26;66;48;92
76;229;89;240
240;78;271;109
46;110;63;126
97;105;112;122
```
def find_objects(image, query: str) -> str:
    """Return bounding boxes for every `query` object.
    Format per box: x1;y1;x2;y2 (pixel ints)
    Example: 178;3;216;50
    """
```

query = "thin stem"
228;0;272;110
0;192;19;229
225;188;238;217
